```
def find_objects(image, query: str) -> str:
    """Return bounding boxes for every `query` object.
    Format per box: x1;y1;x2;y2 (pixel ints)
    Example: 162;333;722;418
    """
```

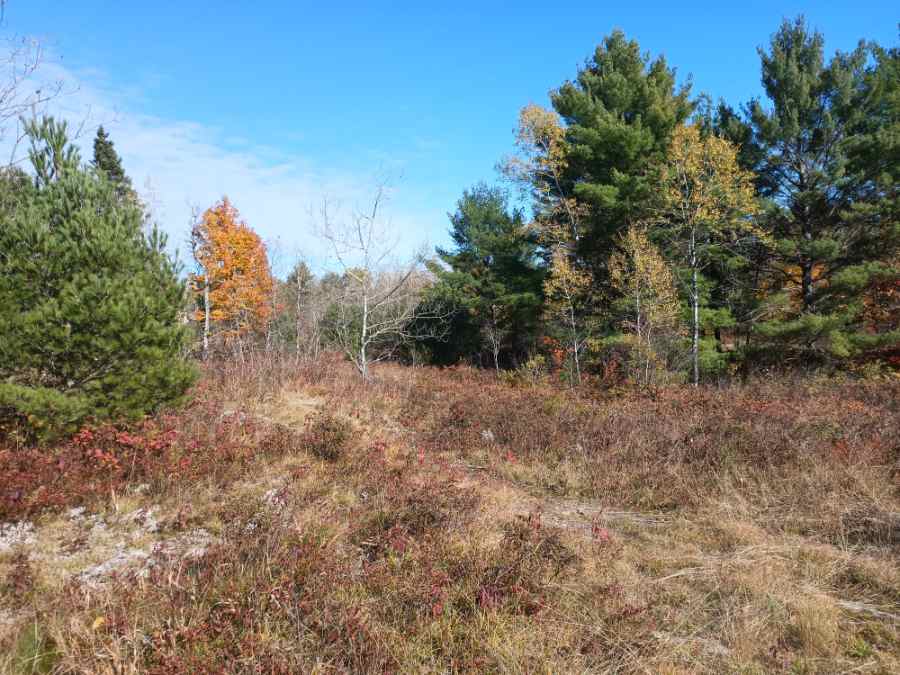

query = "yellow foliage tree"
503;104;594;382
658;124;760;384
543;247;593;382
191;197;274;358
503;103;582;248
609;225;682;385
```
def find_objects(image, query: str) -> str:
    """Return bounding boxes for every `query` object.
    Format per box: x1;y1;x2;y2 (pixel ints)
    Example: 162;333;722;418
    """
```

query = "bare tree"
0;34;65;166
187;205;211;360
481;303;509;373
317;182;446;379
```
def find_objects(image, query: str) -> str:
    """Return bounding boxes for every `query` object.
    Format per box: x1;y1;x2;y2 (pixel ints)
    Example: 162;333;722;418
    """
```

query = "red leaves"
591;522;611;544
429;569;450;618
477;585;501;610
0;395;292;521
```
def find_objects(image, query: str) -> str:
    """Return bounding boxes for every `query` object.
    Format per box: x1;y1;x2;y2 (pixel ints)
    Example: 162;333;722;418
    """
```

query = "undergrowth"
1;354;898;673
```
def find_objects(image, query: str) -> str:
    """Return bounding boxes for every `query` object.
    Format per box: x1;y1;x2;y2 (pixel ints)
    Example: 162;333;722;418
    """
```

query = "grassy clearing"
1;356;898;673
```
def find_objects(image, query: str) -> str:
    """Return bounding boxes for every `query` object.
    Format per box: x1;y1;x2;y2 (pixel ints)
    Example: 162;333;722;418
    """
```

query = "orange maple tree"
191;197;274;345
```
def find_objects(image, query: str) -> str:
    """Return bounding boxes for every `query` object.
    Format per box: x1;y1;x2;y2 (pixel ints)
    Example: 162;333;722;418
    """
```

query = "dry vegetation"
1;355;899;673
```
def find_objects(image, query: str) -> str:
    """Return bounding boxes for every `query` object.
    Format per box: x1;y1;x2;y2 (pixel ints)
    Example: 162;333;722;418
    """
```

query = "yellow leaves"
609;224;683;385
543;246;592;318
192;196;274;338
502;104;586;251
504;105;570;207
663;124;760;237
515;103;567;169
609;224;681;332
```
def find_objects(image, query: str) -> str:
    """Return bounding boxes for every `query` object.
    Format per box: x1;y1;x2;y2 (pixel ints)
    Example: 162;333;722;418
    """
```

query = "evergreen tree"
549;31;694;275
92;125;134;200
424;184;544;367
0;165;33;219
0;116;195;440
744;18;899;365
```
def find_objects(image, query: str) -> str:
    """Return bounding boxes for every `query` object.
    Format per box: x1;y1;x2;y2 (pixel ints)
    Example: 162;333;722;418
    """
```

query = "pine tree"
549;31;694;275
0;165;33;218
746;18;900;365
91;125;134;200
0;117;195;441
425;184;544;367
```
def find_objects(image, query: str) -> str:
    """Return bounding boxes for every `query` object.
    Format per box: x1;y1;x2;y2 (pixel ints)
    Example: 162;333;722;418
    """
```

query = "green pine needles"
92;124;135;201
0;117;196;441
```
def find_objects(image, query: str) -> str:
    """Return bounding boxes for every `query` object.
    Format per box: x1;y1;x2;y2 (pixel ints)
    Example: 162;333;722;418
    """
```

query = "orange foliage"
192;197;274;340
861;262;900;333
761;262;829;306
861;264;900;368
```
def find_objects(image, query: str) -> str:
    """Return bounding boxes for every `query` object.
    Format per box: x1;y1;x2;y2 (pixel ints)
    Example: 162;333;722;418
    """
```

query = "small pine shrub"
0;118;195;442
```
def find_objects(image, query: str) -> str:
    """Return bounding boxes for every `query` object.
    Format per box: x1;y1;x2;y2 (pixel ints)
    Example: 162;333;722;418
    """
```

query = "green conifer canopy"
0;117;195;440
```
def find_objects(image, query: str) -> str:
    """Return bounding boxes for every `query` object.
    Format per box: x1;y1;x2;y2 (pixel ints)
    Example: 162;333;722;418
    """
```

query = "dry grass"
1;354;898;673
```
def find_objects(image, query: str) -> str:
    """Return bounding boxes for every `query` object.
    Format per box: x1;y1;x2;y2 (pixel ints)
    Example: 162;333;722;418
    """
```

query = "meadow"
2;355;898;673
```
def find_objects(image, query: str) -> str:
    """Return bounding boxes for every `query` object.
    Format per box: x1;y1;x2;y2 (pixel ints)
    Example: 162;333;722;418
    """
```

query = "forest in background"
184;17;899;389
0;15;897;439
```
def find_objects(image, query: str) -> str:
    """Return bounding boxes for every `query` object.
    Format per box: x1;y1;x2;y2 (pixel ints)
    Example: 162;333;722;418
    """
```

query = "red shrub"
0;382;299;521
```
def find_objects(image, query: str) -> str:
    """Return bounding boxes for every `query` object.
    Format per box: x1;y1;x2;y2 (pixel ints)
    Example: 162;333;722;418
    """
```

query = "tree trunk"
359;288;369;380
569;302;581;385
801;205;814;312
235;331;245;364
801;259;814;312
202;281;210;361
295;277;303;359
691;231;699;387
692;267;700;387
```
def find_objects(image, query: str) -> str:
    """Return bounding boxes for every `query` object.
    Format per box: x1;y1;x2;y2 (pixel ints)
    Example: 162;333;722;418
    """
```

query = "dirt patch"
507;495;669;536
257;390;324;428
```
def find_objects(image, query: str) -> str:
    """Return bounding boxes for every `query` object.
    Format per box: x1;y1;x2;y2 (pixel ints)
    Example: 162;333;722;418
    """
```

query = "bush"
0;118;195;441
303;410;352;460
0;382;294;521
0;383;89;441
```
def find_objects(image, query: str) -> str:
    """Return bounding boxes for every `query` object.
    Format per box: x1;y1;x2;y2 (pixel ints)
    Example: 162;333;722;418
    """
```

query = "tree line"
1;16;897;439
425;18;898;385
200;17;897;386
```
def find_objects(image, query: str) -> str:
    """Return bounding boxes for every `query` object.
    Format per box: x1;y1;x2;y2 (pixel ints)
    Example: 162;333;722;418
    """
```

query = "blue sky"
4;1;897;273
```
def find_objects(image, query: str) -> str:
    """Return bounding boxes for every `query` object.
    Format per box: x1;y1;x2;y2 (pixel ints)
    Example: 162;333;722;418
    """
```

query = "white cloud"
5;52;444;277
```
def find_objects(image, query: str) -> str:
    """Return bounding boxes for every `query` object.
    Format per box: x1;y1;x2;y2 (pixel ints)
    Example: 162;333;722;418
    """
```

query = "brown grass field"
1;355;899;673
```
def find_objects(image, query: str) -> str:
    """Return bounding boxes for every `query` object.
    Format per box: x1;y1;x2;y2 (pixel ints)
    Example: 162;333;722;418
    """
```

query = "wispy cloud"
7;52;445;276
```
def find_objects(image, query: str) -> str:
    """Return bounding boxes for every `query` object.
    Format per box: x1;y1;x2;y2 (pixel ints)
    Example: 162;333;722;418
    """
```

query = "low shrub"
0;384;292;521
302;410;353;461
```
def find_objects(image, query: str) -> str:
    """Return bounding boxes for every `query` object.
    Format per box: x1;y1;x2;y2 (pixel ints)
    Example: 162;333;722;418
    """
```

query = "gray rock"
67;506;87;520
0;521;35;553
